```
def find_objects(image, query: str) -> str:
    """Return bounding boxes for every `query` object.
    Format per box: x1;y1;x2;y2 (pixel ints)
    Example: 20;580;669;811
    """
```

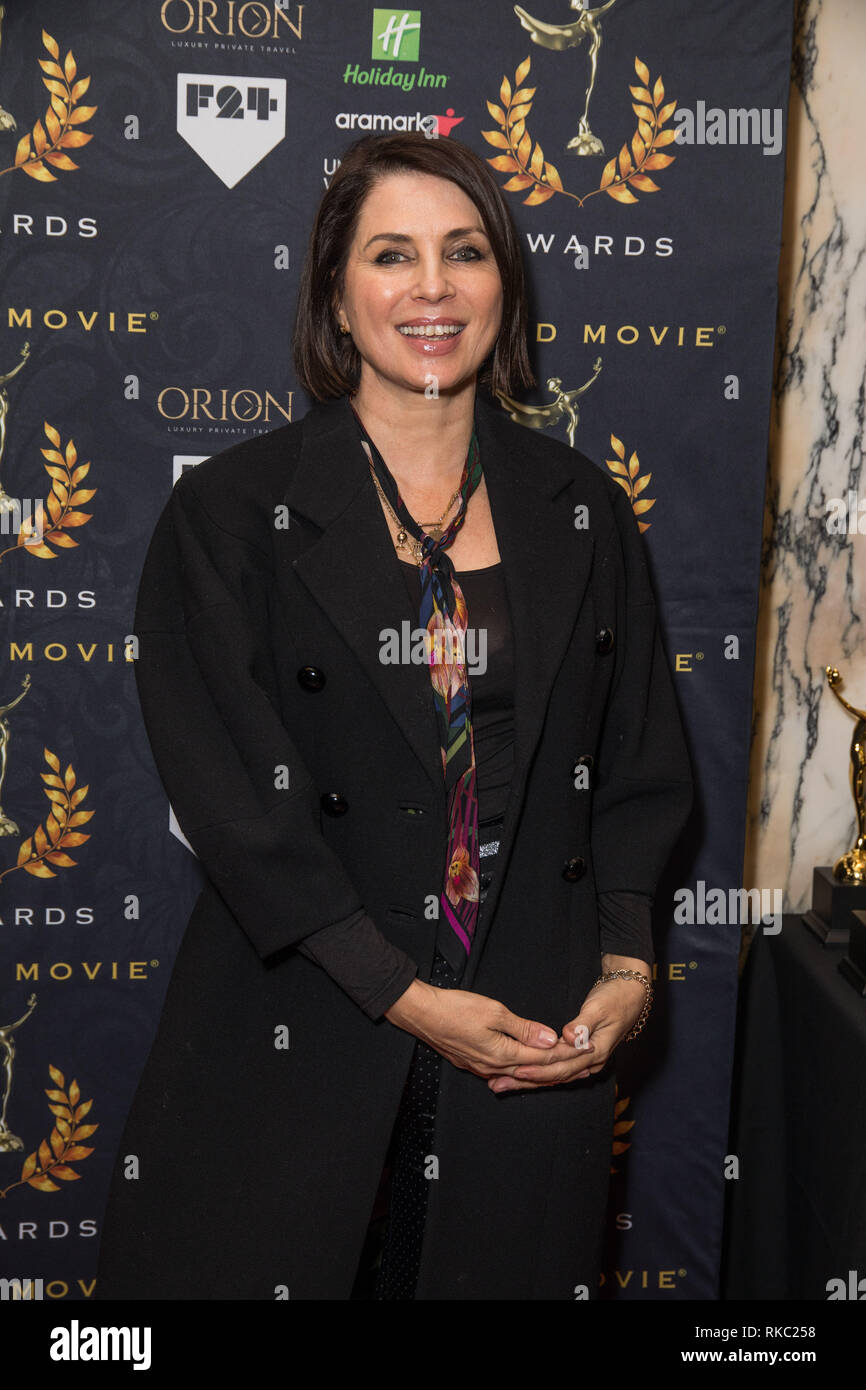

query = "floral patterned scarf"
351;403;483;978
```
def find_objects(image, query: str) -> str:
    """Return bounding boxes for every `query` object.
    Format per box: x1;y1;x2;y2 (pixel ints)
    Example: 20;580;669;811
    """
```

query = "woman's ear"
330;272;347;334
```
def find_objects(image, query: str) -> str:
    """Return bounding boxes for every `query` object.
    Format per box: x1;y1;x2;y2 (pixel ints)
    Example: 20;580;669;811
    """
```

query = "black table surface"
723;913;866;1299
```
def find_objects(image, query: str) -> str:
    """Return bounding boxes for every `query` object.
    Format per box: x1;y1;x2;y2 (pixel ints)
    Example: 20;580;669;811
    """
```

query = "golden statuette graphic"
514;0;618;155
0;994;36;1153
826;666;866;883
0;5;16;132
0;673;31;836
496;358;602;447
0;340;30;516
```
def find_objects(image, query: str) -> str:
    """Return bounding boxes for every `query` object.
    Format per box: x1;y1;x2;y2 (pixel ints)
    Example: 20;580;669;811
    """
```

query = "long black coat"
96;391;691;1301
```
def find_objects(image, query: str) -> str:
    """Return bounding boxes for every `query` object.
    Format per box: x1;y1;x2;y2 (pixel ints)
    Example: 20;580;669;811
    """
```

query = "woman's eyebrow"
362;226;488;251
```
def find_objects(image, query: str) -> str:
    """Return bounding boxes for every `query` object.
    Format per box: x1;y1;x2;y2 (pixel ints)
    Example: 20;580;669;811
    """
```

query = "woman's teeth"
397;324;464;337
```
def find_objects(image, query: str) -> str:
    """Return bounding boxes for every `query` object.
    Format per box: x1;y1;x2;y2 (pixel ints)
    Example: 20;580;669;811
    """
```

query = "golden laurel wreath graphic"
611;1086;634;1174
0;30;96;182
0;1067;97;1197
606;435;655;532
0;423;97;567
483;55;676;207
0;748;93;884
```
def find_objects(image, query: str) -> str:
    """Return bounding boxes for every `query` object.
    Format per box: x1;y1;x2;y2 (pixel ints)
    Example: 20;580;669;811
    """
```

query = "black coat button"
562;857;585;882
298;665;326;691
574;754;594;771
321;793;348;816
595;627;614;655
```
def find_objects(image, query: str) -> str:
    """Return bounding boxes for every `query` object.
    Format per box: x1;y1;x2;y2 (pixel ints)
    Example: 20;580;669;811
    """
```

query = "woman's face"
334;170;504;400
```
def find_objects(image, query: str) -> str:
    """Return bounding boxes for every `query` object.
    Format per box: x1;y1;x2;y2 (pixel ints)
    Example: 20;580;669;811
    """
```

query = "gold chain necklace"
367;458;463;566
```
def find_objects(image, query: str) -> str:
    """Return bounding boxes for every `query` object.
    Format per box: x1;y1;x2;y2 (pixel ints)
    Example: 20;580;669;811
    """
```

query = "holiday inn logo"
345;9;448;90
372;10;421;61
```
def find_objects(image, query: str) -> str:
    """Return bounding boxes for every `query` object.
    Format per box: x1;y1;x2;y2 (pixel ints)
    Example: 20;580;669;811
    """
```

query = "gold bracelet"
591;969;653;1041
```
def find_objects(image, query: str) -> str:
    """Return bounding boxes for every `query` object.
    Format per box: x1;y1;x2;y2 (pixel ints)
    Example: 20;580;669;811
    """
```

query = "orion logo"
176;74;286;187
372;9;421;61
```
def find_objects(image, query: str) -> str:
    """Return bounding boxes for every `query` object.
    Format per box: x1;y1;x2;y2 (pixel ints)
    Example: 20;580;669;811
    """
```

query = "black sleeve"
589;484;693;955
133;472;418;1016
597;891;655;965
298;912;419;1019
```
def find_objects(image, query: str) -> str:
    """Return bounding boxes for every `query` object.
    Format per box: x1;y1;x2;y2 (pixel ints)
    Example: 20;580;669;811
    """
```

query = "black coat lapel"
285;396;445;802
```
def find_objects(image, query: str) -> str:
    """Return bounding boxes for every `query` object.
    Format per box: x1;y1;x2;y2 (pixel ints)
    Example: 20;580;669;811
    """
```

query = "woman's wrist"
384;976;438;1031
596;954;653;1039
601;952;651;978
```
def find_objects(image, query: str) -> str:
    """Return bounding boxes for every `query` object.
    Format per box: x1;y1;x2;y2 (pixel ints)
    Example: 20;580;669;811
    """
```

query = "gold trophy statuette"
514;0;618;155
0;340;30;516
0;994;37;1153
0;672;31;835
496;358;602;448
826;666;866;883
0;5;16;133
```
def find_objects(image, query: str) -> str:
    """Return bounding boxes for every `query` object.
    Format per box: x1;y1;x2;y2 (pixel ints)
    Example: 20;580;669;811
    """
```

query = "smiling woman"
95;131;692;1302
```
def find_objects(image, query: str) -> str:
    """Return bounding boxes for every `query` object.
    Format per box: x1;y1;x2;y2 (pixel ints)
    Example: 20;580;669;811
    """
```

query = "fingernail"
539;1028;557;1045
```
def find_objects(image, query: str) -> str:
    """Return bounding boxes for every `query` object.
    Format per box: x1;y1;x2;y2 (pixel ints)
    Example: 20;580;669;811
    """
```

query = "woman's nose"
410;255;455;300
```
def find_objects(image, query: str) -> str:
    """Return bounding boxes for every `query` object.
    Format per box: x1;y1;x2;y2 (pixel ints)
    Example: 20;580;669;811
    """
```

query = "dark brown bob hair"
293;132;535;401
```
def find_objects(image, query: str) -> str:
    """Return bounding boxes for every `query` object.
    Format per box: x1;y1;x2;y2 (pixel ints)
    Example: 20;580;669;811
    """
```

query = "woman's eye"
374;245;484;264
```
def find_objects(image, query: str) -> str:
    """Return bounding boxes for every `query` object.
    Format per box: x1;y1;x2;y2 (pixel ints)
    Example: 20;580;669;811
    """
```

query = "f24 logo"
176;73;286;188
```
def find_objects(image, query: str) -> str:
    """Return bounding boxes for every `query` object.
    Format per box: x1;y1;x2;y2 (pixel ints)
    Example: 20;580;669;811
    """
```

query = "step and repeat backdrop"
0;0;791;1301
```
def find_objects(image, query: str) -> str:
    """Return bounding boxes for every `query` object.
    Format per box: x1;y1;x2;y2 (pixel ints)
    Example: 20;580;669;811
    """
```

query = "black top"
298;555;654;1017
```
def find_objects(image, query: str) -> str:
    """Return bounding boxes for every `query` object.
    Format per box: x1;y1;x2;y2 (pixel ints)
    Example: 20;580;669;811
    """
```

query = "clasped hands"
385;954;649;1094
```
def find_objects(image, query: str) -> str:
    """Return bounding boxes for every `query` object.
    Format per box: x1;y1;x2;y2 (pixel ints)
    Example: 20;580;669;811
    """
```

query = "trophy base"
0;1131;24;1153
567;129;605;157
0;814;20;836
0;107;16;133
801;866;866;944
839;908;866;996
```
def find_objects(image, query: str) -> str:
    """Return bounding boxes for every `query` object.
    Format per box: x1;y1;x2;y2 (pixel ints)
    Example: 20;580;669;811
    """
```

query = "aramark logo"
336;110;438;134
176;73;286;187
50;1320;151;1370
674;102;783;156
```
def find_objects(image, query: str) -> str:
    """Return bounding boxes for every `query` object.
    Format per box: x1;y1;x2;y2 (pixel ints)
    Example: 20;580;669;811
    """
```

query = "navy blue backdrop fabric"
0;0;791;1301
